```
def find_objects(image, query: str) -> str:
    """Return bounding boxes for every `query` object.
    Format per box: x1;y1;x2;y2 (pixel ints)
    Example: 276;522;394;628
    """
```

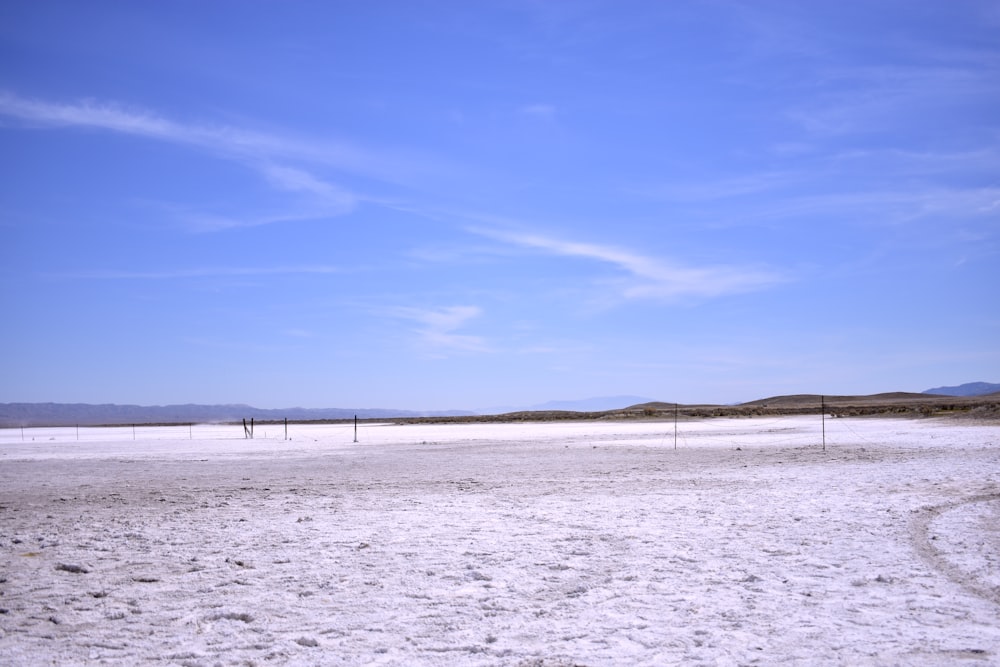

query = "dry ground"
1;417;999;666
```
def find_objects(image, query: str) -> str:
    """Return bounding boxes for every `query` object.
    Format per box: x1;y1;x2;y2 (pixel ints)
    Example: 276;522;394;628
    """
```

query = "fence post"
674;403;678;450
821;395;826;452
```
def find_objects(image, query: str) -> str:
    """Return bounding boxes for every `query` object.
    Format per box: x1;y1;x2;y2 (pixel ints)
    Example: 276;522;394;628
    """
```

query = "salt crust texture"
1;417;998;666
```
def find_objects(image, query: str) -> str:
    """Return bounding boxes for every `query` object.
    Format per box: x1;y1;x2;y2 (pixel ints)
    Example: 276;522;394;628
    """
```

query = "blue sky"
2;1;998;410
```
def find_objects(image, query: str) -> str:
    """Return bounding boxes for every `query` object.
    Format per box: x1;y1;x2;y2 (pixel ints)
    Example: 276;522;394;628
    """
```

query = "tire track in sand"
910;492;1000;606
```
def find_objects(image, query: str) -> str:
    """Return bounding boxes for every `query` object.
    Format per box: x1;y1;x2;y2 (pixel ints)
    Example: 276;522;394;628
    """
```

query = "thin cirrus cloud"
518;103;557;118
181;210;346;233
786;65;997;136
47;265;345;280
177;166;358;232
0;91;427;228
720;186;1000;228
0;91;422;180
261;164;354;203
389;305;491;355
631;171;798;202
471;226;784;301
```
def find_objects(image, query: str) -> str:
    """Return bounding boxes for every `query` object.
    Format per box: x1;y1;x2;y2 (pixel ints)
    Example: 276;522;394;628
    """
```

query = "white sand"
1;416;998;666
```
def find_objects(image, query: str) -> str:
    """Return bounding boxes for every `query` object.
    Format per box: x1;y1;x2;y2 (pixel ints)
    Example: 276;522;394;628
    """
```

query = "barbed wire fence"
0;401;863;451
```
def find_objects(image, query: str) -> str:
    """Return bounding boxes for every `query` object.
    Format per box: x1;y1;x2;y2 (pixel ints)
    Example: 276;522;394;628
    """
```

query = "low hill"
480;395;655;414
739;392;934;408
525;395;655;412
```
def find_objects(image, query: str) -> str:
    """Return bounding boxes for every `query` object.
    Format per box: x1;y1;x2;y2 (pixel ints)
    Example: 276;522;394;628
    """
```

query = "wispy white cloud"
180;211;342;233
261;164;353;204
0;92;184;138
0;91;428;182
47;265;345;280
828;146;1000;171
389;305;491;355
787;64;998;136
471;227;783;301
283;328;317;339
631;171;797;202
0;91;433;230
634;147;1000;234
727;186;1000;227
518;103;557;118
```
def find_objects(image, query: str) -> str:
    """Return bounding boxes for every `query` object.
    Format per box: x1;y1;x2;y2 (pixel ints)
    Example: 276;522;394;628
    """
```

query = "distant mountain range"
0;402;473;427
3;386;995;426
0;396;655;426
923;382;1000;397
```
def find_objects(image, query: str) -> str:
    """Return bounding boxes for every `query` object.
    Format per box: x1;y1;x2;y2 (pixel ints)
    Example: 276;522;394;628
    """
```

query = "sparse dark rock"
55;563;89;574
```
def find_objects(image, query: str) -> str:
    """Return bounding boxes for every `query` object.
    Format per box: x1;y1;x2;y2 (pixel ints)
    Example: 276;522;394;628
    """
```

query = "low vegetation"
300;392;1000;426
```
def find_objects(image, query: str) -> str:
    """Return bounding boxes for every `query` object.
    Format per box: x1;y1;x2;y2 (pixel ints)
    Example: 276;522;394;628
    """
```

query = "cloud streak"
787;64;999;137
46;265;345;280
631;172;798;202
0;91;423;182
518;103;557;118
389;305;491;355
0;91;431;229
472;227;783;301
718;185;1000;228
